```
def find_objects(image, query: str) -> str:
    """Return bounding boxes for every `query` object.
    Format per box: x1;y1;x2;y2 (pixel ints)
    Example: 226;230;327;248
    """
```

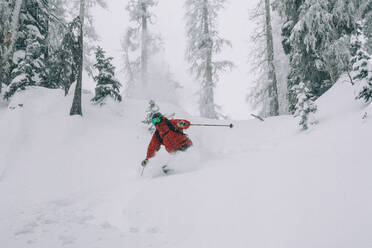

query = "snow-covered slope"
0;78;371;248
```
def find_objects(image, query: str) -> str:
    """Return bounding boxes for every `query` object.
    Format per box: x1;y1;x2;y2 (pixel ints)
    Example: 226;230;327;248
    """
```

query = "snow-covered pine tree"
293;82;317;130
42;0;72;90
185;0;233;119
0;0;11;56
142;99;160;132
350;23;372;103
48;18;80;96
5;36;42;99
0;0;23;94
0;0;12;92
360;0;372;54
4;0;49;100
46;0;69;53
1;0;71;96
125;0;157;87
91;46;122;104
355;56;372;103
142;99;175;133
277;0;357;113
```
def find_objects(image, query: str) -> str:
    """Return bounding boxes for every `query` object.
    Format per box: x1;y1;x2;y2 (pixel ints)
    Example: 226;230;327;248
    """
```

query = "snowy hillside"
0;78;372;248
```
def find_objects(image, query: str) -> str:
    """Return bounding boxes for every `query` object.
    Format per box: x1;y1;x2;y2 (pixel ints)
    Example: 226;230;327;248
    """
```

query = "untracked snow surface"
0;78;371;248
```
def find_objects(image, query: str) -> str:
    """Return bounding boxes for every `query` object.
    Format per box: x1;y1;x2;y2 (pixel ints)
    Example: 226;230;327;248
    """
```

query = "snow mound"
315;75;366;121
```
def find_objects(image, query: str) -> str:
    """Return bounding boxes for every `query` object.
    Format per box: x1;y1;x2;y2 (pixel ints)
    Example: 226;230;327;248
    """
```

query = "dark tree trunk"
70;0;84;116
70;27;82;115
44;0;49;61
0;65;3;94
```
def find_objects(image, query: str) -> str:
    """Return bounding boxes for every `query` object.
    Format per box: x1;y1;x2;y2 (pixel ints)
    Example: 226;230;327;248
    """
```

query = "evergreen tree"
277;0;357;113
0;0;12;92
42;0;71;89
1;0;72;96
142;99;160;133
293;82;317;130
126;0;158;87
4;35;44;99
360;0;372;54
91;46;122;104
4;0;49;99
0;0;12;88
48;18;80;95
355;58;372;103
47;0;69;53
0;1;11;56
185;0;233;119
142;100;175;133
0;0;23;94
350;23;372;103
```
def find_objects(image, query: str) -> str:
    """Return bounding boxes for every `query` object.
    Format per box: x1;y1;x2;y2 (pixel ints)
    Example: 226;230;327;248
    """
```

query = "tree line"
1;0;371;128
0;0;117;115
251;0;372;129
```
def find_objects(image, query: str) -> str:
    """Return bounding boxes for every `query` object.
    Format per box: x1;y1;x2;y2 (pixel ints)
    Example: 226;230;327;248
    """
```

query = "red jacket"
146;118;193;159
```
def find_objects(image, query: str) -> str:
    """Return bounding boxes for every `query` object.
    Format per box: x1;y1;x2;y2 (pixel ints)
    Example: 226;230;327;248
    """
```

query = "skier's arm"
146;133;161;159
172;119;191;130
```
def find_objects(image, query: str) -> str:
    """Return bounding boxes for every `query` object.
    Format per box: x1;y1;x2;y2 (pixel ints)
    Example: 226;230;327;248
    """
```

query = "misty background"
90;0;256;119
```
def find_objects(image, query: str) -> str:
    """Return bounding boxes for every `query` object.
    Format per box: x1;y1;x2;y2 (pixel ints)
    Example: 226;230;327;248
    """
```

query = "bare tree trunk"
0;65;3;94
347;70;354;85
141;1;148;87
0;0;23;93
70;0;84;116
265;0;279;116
124;48;134;84
45;0;50;61
200;0;218;119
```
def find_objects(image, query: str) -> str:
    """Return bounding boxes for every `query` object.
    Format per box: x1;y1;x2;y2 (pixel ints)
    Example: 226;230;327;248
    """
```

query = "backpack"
154;119;186;144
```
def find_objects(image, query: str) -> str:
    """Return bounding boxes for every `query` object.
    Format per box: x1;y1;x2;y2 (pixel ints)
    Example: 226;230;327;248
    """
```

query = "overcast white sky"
90;0;259;120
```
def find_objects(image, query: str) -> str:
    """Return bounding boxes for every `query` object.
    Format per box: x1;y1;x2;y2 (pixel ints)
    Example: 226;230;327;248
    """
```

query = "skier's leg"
162;153;176;174
165;145;191;173
162;145;195;174
175;144;202;172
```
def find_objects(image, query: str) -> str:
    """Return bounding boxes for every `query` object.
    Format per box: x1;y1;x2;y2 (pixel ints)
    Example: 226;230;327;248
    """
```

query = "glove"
177;121;187;128
141;159;148;167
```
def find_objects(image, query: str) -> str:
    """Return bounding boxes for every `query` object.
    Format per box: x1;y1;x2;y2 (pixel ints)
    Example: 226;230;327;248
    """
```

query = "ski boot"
162;165;171;174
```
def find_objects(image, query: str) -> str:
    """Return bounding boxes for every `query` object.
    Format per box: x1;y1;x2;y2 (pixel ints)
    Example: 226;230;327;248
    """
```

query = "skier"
141;112;193;174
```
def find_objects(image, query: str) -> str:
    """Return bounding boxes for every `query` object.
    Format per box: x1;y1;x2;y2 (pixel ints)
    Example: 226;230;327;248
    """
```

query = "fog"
91;0;259;119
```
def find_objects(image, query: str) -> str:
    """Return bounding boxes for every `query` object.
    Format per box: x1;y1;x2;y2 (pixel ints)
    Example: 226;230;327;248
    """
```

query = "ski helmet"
152;112;162;119
151;112;163;125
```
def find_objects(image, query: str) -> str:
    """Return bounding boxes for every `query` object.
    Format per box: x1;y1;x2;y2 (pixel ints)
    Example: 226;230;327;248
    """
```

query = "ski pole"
141;166;145;176
190;123;234;128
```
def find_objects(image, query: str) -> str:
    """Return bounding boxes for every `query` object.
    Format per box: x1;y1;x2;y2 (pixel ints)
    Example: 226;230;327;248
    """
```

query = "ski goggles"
152;117;162;125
